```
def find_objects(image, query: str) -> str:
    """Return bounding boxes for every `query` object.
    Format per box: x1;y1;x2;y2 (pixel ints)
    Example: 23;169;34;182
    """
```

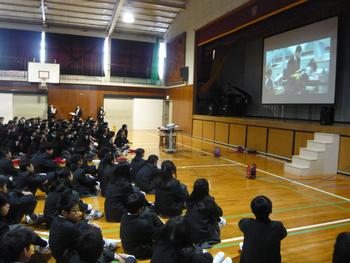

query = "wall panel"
338;136;350;173
192;120;203;138
267;128;294;159
215;122;229;144
246;126;267;153
202;121;215;141
229;124;246;147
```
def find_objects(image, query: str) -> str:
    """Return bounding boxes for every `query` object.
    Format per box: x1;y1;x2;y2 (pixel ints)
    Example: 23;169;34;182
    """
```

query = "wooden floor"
33;130;350;262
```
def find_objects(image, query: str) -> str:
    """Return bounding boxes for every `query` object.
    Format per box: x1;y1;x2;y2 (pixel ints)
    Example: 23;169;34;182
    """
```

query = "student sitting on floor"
69;154;99;197
130;148;145;182
61;223;136;263
135;154;160;194
98;153;116;197
105;162;141;222
155;160;188;217
120;192;164;260
239;195;287;263
332;232;350;263
185;178;225;248
0;175;41;225
0;149;18;180
49;189;87;262
44;168;102;228
14;158;48;195
151;216;232;263
31;142;60;173
0;192;49;256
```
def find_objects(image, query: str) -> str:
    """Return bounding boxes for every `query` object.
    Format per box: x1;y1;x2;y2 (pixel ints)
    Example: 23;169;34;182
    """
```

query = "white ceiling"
0;0;187;39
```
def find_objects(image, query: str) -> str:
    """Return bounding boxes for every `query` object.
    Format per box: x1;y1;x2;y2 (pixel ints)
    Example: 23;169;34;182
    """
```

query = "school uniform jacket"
185;196;223;245
135;163;160;193
239;218;287;263
155;179;187;217
120;212;164;260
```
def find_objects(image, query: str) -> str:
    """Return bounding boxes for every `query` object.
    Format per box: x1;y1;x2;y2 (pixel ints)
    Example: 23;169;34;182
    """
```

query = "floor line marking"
220;218;350;243
178;142;350;202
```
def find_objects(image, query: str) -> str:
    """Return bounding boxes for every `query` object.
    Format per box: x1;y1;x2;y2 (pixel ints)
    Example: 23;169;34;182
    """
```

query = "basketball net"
39;77;48;90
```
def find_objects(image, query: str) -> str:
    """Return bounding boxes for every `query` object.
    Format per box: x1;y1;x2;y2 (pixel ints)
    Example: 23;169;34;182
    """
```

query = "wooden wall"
192;115;350;174
166;85;193;134
48;85;166;120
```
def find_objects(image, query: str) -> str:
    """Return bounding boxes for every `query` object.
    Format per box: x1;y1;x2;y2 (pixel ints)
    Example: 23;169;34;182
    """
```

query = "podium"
159;124;178;153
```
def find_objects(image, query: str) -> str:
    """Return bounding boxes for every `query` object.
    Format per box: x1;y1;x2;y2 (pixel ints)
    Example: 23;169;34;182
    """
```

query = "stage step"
284;133;339;176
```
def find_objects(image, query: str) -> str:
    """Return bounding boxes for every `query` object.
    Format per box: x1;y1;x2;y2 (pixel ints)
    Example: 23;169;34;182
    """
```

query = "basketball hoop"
38;70;49;90
39;77;48;90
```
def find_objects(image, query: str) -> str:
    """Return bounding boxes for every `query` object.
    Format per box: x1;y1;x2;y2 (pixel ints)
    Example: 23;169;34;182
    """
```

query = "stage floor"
34;130;350;262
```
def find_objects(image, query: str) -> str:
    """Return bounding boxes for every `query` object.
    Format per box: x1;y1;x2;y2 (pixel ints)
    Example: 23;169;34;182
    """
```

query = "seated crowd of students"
0;116;348;263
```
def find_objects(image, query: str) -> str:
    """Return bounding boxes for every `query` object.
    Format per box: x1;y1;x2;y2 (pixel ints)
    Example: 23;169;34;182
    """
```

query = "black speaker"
180;66;189;82
320;106;334;125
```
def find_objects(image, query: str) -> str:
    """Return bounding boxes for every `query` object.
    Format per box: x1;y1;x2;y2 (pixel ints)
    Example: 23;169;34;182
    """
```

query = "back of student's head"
135;148;145;157
109;162;130;184
250;195;272;221
189;178;209;202
57;189;80;215
52;168;73;192
161;160;177;177
333;232;350;263
147;154;159;165
40;142;53;152
158;216;191;248
19;158;31;171
125;192;145;214
0;229;33;262
74;224;104;263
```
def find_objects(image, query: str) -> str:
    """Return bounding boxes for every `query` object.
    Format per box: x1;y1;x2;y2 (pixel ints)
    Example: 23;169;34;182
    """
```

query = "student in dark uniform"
151;216;213;263
0;175;38;225
97;106;105;124
155;160;188;217
239;195;287;263
98;153;115;197
135;155;160;194
120;192;164;260
114;124;129;148
48;104;57;120
0;192;48;256
333;232;350;263
74;105;83;121
69;154;98;197
129;148;145;182
0;149;17;178
14;158;48;195
31;142;60;174
185;178;224;247
105;162;142;222
49;190;87;262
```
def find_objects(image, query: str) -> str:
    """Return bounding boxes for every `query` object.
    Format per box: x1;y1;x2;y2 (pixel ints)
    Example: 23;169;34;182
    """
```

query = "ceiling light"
123;13;135;24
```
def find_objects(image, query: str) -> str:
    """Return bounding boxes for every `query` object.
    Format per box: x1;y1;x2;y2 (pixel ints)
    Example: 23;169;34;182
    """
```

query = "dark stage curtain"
110;39;153;79
46;33;104;76
0;29;41;71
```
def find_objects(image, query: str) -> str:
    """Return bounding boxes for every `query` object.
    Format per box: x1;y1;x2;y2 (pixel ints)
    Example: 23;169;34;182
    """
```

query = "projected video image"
264;38;331;97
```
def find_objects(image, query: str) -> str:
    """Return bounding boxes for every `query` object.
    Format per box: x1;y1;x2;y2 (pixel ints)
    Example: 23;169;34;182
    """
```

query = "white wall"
13;94;47;119
133;99;163;130
0;93;13;123
104;98;134;130
167;0;249;85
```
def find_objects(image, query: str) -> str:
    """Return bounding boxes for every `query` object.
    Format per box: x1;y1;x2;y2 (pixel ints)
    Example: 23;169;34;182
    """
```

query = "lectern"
160;124;178;153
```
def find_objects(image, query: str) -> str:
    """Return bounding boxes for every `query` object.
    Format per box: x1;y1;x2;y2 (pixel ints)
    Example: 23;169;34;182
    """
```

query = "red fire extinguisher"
247;163;257;179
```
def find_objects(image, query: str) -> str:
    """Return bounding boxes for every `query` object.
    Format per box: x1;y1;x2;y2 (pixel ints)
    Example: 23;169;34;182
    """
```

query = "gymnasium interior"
0;0;350;262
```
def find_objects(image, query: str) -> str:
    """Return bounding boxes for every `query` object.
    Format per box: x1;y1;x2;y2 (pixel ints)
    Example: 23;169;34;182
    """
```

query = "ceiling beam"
40;0;47;27
106;0;125;37
129;0;185;9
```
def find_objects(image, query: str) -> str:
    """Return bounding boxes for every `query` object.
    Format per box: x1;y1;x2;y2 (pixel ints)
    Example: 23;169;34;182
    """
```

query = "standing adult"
97;106;105;124
47;104;57;120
